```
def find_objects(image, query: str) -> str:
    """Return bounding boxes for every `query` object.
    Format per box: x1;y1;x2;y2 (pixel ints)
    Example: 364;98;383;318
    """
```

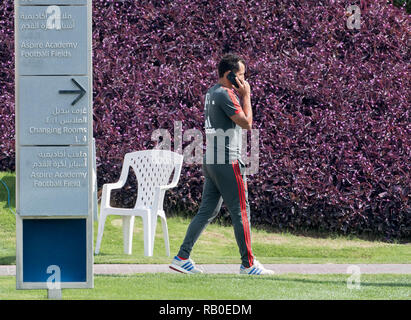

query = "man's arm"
230;79;252;130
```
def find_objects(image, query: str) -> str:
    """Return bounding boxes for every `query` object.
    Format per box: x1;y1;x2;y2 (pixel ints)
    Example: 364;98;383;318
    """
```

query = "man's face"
235;61;246;82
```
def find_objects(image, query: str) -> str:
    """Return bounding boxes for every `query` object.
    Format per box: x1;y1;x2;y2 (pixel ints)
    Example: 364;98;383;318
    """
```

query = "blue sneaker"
169;256;203;274
240;259;274;275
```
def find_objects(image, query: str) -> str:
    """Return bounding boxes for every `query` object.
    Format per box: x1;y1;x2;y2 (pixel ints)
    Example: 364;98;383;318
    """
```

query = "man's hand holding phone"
235;77;250;98
227;71;250;97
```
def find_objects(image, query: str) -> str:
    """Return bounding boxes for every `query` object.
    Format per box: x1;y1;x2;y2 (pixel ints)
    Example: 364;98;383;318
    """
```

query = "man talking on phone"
170;53;274;275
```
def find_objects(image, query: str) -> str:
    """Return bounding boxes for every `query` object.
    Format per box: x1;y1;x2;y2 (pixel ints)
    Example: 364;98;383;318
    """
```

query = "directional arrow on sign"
59;78;86;106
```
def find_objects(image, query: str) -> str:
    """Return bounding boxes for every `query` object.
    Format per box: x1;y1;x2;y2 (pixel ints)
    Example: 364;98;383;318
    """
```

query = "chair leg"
95;211;107;254
150;213;158;256
160;214;170;256
142;214;153;256
123;216;135;255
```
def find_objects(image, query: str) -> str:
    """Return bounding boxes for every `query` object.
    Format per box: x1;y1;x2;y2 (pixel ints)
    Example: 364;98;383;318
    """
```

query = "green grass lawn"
0;274;410;300
1;171;410;265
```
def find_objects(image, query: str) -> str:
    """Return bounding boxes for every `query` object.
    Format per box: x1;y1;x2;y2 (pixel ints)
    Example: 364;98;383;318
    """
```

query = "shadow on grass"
271;276;411;288
250;222;411;244
93;252;111;256
100;273;411;288
0;256;16;265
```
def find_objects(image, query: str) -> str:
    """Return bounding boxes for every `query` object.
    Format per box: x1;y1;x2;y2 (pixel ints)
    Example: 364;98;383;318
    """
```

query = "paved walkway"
1;264;410;276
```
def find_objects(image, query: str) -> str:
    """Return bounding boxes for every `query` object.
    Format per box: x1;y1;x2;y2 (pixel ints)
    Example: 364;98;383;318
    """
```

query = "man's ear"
223;70;231;79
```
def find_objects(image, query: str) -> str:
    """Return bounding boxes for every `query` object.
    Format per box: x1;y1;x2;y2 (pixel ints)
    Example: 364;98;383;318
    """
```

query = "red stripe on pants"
232;160;253;267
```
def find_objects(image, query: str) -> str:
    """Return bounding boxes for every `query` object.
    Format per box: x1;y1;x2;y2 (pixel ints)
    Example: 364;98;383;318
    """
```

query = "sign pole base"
48;289;62;300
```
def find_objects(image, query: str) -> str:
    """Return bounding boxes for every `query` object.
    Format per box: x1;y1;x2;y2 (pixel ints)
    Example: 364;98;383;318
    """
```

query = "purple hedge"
1;0;410;240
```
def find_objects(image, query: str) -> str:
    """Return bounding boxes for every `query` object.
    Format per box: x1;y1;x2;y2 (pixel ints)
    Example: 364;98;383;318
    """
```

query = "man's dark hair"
218;53;246;78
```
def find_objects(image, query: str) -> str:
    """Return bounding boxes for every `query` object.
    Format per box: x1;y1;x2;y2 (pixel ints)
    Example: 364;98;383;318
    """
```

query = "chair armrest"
152;166;182;212
158;162;183;190
101;182;122;209
100;164;129;209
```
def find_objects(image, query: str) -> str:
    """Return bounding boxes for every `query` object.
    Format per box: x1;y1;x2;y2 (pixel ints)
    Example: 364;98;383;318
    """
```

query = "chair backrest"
124;150;184;209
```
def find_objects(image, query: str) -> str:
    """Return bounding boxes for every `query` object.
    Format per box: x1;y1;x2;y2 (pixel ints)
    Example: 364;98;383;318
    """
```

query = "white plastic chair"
95;150;184;256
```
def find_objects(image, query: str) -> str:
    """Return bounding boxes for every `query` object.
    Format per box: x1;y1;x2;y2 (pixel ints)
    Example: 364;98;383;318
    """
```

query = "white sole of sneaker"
169;264;204;274
169;264;196;274
240;270;275;275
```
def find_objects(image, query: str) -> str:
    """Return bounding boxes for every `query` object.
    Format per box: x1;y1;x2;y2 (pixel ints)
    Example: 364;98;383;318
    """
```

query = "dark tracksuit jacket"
177;83;255;268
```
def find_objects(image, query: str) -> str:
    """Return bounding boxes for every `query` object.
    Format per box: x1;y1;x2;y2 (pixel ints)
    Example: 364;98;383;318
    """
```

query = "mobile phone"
227;71;239;88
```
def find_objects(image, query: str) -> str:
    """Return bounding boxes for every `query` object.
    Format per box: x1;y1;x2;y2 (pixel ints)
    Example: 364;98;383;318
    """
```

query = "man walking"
170;53;273;275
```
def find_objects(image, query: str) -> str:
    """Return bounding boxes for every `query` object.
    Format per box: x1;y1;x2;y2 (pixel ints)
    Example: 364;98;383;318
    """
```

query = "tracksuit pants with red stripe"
177;158;255;268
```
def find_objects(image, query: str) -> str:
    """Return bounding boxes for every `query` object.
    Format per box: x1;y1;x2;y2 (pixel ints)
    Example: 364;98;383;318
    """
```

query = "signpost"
15;0;93;294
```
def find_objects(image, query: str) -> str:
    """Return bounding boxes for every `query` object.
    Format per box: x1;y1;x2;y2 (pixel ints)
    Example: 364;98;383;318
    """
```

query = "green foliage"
391;0;411;13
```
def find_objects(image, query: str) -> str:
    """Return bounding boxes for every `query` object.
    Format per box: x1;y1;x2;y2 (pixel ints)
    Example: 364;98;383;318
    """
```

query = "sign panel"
19;76;89;145
19;146;89;216
17;5;88;75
